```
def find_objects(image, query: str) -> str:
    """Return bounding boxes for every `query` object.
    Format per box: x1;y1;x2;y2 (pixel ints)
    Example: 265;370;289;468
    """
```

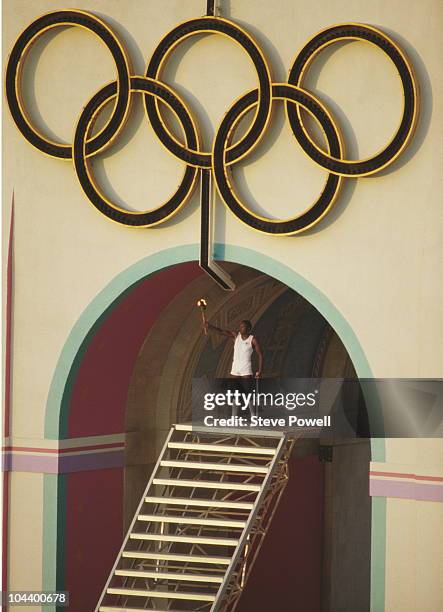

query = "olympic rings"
145;17;272;169
6;10;419;235
6;9;131;160
287;23;418;176
213;83;343;235
73;77;199;227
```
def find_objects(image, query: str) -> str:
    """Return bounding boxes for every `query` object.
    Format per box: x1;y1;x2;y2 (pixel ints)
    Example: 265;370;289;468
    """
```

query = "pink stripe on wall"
2;450;125;474
3;442;124;453
2;200;14;608
4;198;13;438
370;478;443;502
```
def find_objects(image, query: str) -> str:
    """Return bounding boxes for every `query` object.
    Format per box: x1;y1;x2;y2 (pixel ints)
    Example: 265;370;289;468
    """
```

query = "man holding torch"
197;299;263;379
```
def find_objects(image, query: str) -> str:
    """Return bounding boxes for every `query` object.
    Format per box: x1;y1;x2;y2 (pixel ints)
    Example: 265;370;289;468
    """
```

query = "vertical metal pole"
199;168;235;290
200;168;212;274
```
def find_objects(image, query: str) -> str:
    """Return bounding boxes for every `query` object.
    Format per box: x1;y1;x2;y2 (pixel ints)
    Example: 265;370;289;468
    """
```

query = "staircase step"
130;533;238;546
121;551;231;564
174;423;284;437
107;587;216;601
161;460;268;474
153;478;261;491
100;608;183;612
137;514;246;528
115;569;223;583
145;496;253;510
168;442;276;455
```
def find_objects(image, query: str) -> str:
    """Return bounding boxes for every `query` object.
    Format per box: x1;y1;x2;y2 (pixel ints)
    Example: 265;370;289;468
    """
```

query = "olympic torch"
197;299;208;334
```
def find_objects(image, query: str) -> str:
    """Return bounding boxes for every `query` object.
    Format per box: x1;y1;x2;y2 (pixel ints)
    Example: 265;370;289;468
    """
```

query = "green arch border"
42;243;385;611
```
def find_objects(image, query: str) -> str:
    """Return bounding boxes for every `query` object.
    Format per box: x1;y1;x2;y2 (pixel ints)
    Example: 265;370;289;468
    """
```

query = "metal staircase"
96;424;294;612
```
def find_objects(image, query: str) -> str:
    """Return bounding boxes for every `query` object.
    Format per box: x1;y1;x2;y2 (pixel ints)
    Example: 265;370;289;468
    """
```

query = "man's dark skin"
204;320;264;378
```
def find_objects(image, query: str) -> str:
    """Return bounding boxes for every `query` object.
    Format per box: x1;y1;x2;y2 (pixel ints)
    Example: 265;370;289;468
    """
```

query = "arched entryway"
42;245;384;612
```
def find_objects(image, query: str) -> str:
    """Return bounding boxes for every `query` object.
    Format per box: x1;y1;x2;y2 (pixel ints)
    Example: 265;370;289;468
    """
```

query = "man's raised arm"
205;322;236;339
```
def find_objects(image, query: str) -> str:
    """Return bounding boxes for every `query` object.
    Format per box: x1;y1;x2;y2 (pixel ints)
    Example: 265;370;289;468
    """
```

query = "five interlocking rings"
6;9;418;235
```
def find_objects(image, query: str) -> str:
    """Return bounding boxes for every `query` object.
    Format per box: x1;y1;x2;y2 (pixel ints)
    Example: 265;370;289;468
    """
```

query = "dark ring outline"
5;9;131;160
213;83;343;235
145;17;272;169
287;23;418;176
73;76;198;227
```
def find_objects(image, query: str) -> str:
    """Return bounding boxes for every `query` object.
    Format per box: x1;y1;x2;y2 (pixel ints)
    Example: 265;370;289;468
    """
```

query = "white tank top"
231;333;254;376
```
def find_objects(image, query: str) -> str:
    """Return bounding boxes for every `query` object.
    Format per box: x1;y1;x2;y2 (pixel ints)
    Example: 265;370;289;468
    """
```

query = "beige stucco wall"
386;497;443;611
8;472;44;590
3;1;443;610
